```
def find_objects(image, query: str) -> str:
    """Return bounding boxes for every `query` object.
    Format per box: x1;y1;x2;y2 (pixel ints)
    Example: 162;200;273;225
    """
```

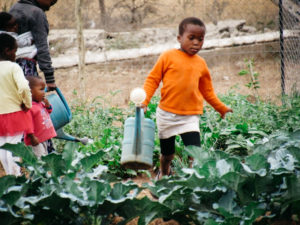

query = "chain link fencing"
66;0;284;101
279;0;300;95
2;0;299;100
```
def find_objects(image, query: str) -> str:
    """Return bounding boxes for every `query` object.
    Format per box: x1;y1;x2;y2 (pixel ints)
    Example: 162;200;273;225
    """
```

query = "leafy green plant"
1;92;300;225
144;129;300;224
238;59;260;99
0;142;145;225
199;92;300;156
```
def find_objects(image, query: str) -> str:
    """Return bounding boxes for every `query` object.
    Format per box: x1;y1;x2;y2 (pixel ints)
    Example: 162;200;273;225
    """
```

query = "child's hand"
141;103;147;113
220;108;233;119
28;134;39;146
43;98;50;108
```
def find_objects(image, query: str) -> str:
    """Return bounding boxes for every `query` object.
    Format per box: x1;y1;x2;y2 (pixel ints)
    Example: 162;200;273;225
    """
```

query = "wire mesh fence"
2;0;299;100
279;0;300;95
64;0;283;100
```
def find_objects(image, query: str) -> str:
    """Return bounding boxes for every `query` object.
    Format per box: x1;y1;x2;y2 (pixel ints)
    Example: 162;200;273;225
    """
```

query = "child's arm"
142;54;165;106
220;108;233;119
199;66;232;118
43;98;52;113
27;133;39;146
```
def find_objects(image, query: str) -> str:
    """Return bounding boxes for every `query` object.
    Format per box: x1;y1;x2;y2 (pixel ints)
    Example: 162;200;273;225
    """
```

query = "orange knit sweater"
143;49;228;115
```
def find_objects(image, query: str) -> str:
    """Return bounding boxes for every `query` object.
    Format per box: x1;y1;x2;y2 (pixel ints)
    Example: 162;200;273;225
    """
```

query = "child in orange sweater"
142;17;233;179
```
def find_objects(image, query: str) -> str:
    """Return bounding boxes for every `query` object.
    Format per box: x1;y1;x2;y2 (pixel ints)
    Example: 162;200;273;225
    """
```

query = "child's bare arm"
141;103;147;113
43;98;53;113
27;134;39;146
43;98;50;108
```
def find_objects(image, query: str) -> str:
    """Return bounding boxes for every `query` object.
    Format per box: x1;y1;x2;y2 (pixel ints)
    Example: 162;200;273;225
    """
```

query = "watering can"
46;87;91;145
120;88;155;170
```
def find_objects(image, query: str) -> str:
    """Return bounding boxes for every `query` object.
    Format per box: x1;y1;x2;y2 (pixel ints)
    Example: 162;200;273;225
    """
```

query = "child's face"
5;17;18;33
5;42;17;62
31;79;46;102
177;24;205;56
37;0;57;11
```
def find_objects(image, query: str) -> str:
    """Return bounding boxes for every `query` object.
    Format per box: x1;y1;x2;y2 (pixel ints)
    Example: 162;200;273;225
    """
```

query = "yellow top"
143;49;228;115
0;61;32;114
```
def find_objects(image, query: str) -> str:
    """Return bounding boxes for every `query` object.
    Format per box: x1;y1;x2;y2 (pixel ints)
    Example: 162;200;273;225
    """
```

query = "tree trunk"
75;0;86;99
98;0;107;29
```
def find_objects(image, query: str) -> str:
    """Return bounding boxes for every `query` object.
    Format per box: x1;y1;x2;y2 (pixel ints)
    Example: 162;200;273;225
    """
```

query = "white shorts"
156;107;200;139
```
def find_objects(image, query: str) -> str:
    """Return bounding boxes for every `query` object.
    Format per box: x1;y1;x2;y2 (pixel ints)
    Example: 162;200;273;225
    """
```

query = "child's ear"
177;35;181;42
4;47;10;56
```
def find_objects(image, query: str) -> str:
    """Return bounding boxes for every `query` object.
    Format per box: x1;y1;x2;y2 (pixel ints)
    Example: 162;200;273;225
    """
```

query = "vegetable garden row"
1;92;300;225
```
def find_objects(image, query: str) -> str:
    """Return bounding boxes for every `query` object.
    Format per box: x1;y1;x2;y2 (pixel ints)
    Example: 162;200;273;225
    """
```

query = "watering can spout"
46;87;93;145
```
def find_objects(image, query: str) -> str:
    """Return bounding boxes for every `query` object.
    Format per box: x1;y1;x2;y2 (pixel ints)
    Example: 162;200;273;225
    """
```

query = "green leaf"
62;142;79;170
281;175;300;214
243;202;265;224
221;172;247;192
204;219;221;225
243;154;269;176
185;145;211;167
42;153;67;178
268;149;296;173
0;176;17;198
85;180;111;205
0;212;23;225
213;190;241;218
239;70;248;76
80;149;105;172
236;123;248;133
108;181;139;203
2;143;37;166
115;197;170;225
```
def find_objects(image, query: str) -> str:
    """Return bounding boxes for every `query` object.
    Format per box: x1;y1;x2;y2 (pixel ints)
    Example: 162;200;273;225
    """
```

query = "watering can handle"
46;87;72;120
133;107;143;155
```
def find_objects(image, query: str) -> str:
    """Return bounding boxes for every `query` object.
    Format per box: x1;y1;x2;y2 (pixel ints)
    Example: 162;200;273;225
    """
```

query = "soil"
54;41;282;107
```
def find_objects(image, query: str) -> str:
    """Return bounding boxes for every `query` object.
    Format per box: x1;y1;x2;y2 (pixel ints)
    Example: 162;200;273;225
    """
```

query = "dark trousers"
160;131;200;156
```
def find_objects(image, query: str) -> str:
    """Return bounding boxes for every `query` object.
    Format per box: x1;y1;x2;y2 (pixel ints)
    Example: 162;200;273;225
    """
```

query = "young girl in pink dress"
0;33;33;176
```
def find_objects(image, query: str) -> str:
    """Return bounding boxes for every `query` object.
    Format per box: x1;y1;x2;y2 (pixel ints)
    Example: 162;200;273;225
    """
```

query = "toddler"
24;76;57;158
0;33;33;176
142;17;233;179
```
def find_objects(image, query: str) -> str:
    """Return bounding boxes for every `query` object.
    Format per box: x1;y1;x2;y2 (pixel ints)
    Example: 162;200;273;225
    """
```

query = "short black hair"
0;12;13;30
26;76;44;89
178;17;206;36
0;33;16;57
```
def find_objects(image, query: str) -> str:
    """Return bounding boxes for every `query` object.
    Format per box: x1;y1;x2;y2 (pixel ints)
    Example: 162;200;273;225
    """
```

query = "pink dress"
0;111;33;136
24;101;56;145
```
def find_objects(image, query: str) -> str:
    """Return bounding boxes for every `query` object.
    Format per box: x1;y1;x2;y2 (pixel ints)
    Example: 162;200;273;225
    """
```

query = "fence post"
279;0;285;96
